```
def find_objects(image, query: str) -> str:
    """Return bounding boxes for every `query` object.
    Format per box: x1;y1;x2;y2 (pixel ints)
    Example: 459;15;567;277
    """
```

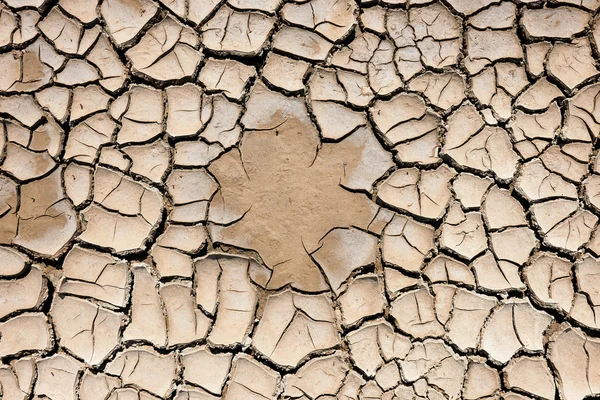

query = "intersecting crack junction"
3;0;600;399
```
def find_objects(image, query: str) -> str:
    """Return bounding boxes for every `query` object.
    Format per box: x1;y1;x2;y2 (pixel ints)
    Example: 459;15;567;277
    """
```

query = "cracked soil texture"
1;0;600;399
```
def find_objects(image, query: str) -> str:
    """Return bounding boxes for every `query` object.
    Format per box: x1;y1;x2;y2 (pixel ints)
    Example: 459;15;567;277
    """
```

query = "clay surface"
0;0;599;399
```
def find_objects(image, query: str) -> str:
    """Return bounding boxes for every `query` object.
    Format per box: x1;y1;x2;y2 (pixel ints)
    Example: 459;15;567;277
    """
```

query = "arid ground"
0;0;600;399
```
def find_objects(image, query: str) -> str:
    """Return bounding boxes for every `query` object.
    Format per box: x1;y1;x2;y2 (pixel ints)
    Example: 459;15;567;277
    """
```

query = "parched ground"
1;0;600;398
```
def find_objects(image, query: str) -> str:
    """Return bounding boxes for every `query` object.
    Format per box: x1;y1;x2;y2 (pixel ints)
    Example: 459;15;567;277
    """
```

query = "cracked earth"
2;0;600;399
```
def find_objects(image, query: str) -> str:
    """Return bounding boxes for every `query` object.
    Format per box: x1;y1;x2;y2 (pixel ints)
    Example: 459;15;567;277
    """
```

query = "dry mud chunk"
360;5;385;33
126;16;201;82
159;0;221;25
525;42;552;78
583;174;600;213
408;72;465;112
540;144;590;182
468;2;516;29
112;85;163;144
371;92;440;145
452;173;493;209
390;287;444;338
106;347;176;398
548;325;600;400
80;371;122;400
0;95;43;128
225;354;280;400
378;165;455;220
123;140;170;183
481;299;553;363
490;227;536;264
70;85;109;122
123;264;166;346
382;214;435;272
444;121;519;181
446;0;500;15
152;223;206;278
1;140;55;183
35;87;70;123
283;353;349;398
253;289;339;367
0;246;27;277
338;274;386;326
199;58;255;101
503;356;556;400
465;28;523;74
471;63;528;121
58;245;128;307
0;175;19;243
509;105;562;159
51;295;122;365
281;0;356;42
1;119;63;182
525;252;574;312
228;0;280;12
60;0;97;23
167;168;217;224
272;25;334;61
181;346;232;395
385;267;421;295
63;163;92;207
312;227;378;294
262;53;310;93
531;199;597;252
0;265;45;319
0;47;54;93
80;167;163;253
63;113;116;164
0;313;52;356
173;386;219;400
101;0;157;46
199;94;242;148
308;67;374;108
399;339;466;395
99;146;130;171
446;288;497;351
87;35;128;92
34;354;81;400
347;319;411;377
161;282;211;346
209;84;385;292
13;168;77;258
482;186;527;230
563;83;600;142
410;3;462;63
311;101;368;141
522;6;590;39
38;7;84;55
440;203;487;260
55;59;101;86
106;388;162;400
424;255;475;286
547;39;599;90
516;78;564;112
463;358;501;399
331;33;401;95
165;84;204;139
194;253;266;347
371;92;441;164
174;140;222;167
571;254;600;328
201;6;275;56
0;363;32;400
473;251;525;292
